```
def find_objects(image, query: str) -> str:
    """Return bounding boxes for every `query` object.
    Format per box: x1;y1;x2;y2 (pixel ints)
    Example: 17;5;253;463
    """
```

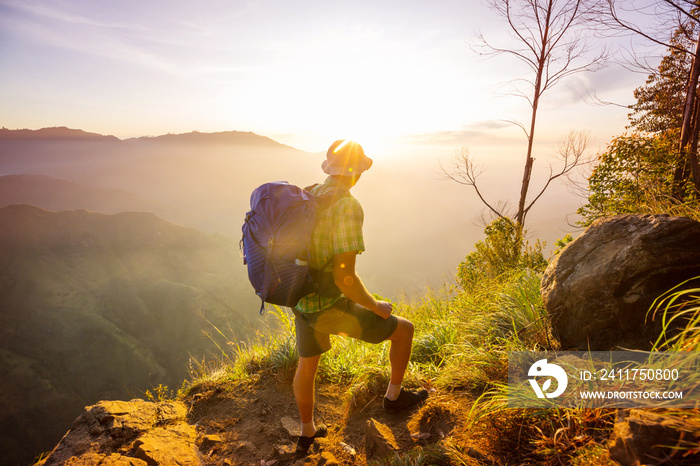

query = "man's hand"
373;300;394;320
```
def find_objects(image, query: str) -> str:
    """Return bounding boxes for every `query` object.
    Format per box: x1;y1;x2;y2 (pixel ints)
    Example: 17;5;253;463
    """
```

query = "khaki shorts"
293;298;399;358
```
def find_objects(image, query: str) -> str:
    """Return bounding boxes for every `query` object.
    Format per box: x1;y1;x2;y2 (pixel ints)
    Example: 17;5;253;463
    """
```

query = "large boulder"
542;214;700;350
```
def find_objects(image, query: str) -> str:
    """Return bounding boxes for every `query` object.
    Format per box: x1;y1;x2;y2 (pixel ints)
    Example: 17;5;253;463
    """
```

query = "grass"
636;193;700;223
183;268;700;464
649;277;700;351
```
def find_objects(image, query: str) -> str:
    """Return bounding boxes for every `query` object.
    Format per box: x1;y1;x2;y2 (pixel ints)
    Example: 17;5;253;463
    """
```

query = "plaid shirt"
296;176;365;313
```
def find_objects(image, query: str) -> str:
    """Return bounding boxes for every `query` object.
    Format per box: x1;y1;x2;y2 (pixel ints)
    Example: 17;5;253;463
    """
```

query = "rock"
273;443;297;459
364;418;399;459
280;416;301;437
236;440;256;454
198;434;223;450
157;400;189;423
339;442;357;457
317;451;339;465
133;423;200;465
51;452;149;466
100;454;149;465
542;214;700;350
38;399;202;466
312;436;329;454
608;409;700;465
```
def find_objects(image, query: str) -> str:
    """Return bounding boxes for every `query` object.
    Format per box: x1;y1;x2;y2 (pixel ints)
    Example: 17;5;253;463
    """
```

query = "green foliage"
577;132;685;226
553;234;573;255
144;384;178;402
583;20;700;226
373;440;478;466
456;218;547;289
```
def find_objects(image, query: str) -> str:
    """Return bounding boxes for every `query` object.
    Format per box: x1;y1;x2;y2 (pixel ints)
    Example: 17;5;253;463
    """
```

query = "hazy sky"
0;0;660;154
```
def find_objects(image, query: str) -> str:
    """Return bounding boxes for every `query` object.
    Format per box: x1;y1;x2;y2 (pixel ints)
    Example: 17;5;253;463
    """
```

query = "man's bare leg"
387;316;414;387
294;354;321;436
383;316;428;410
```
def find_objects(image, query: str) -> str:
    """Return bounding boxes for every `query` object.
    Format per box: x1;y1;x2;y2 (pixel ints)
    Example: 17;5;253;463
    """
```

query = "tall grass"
647;277;700;461
443;270;619;465
186;268;551;394
495;269;555;350
184;267;619;464
637;193;700;222
187;305;299;388
649;277;700;351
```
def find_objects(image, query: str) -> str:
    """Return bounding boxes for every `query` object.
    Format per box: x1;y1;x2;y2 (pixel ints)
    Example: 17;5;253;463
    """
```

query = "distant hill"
127;130;299;149
0;174;178;216
0;126;120;141
0;205;261;466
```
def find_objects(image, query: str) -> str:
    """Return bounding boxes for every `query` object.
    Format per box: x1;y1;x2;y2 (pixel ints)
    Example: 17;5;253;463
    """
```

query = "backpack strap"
303;184;351;310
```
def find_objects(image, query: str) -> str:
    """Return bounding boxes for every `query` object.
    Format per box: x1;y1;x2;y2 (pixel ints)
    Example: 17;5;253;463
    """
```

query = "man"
293;139;428;454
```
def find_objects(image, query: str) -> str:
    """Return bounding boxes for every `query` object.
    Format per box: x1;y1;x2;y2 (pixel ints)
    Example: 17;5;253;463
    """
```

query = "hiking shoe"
383;388;429;412
296;424;328;455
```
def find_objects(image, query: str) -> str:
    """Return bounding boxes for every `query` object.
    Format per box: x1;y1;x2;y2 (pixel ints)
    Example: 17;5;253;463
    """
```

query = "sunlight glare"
232;26;479;158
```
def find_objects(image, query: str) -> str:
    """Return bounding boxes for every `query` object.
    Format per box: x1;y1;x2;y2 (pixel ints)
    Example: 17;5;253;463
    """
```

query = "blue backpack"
241;181;346;313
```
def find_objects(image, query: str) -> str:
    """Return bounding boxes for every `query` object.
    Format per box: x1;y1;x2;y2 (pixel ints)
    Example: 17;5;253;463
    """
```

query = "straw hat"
321;140;373;177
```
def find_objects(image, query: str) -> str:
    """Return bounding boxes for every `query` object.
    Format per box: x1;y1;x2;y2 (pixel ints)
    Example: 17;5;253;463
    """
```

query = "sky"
0;0;664;157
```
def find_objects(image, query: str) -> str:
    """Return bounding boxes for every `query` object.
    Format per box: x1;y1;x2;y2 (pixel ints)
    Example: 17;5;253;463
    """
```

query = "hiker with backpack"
289;140;428;453
242;139;429;454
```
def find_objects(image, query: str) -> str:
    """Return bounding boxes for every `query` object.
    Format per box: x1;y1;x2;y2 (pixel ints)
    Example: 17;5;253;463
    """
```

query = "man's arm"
332;251;393;319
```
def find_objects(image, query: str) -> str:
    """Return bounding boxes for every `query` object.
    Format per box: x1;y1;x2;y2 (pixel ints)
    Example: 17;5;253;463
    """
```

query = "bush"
456;218;547;290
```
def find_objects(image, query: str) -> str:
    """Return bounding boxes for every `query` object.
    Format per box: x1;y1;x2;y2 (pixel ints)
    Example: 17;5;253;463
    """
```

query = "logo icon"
528;359;568;398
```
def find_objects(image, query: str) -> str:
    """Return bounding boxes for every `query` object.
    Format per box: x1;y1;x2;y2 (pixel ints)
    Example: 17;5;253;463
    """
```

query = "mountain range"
0;126;293;148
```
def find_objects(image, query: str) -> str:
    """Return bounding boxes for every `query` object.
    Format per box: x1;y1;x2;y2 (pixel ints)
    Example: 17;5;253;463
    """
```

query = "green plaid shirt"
296;176;365;313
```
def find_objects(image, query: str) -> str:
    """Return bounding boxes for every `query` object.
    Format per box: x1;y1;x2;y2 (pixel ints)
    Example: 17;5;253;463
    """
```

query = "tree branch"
605;0;691;56
440;149;507;219
523;130;591;218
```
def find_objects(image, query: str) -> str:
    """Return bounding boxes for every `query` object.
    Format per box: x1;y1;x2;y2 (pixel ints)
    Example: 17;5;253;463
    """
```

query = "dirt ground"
185;375;482;465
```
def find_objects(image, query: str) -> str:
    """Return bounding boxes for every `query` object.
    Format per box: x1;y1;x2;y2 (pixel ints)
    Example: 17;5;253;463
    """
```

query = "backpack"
241;181;346;313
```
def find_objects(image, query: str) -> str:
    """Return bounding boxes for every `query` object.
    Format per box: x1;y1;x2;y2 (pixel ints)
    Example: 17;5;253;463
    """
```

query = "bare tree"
444;130;591;221
604;0;700;195
447;0;605;240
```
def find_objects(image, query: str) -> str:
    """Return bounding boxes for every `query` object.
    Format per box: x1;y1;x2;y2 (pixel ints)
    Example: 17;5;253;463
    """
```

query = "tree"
577;132;679;226
445;0;603;251
629;26;693;133
605;0;700;195
579;18;700;225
